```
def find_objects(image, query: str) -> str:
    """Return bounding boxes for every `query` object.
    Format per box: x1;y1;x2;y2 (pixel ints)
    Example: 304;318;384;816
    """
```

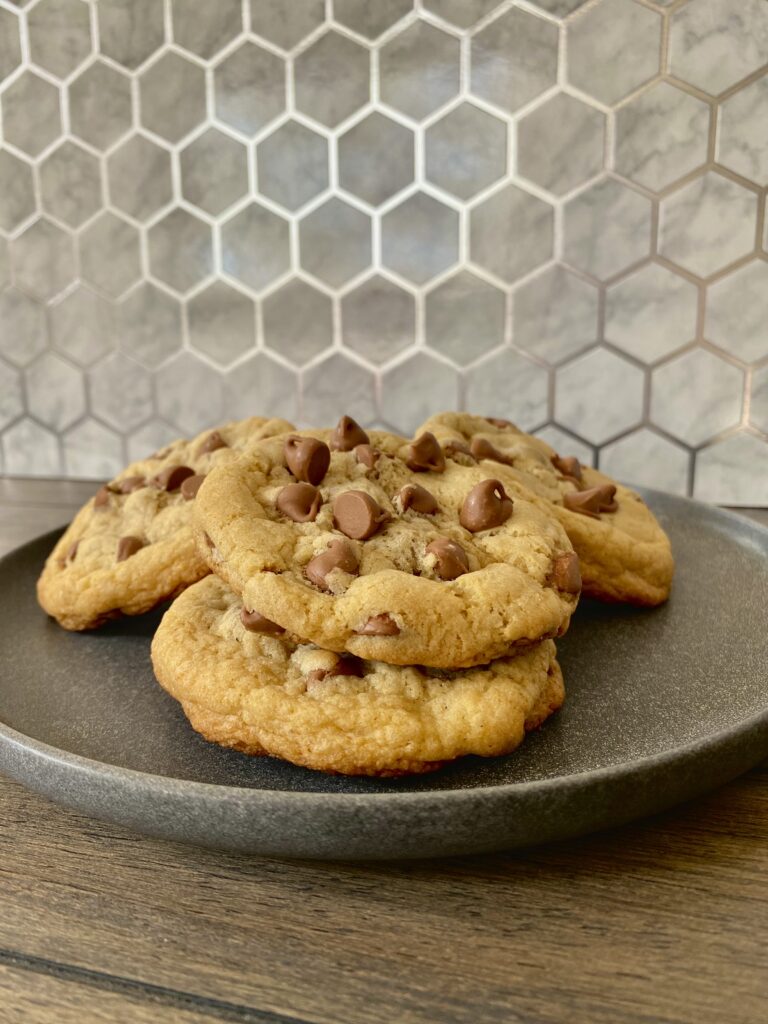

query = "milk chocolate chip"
65;540;80;563
240;607;285;634
406;432;445;473
460;479;514;532
398;483;438;514
277;482;322;523
355;444;380;469
470;436;514;466
181;474;206;501
443;440;475;461
552;454;582;483
197;430;227;456
333;490;389;540
118;475;146;493
152;464;195;491
94;485;111;508
355;613;400;636
285;436;331;485
486;416;513;429
117;536;143;562
305;539;359;590
425;537;469;580
308;655;365;682
547;552;581;594
563;484;617;518
330;415;369;452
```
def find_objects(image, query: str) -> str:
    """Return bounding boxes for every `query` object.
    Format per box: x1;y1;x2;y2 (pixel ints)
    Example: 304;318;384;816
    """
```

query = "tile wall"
0;0;767;502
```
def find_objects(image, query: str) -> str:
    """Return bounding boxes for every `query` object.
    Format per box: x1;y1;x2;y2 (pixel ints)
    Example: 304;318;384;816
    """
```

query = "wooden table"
1;478;766;1024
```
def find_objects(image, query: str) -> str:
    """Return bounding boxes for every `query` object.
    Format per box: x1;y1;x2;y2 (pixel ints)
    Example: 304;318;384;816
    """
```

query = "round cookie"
152;574;565;777
193;418;580;668
37;417;294;630
418;412;674;606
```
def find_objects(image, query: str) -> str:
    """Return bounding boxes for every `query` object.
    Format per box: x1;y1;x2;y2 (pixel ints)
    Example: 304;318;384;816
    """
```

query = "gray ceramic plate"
0;490;767;860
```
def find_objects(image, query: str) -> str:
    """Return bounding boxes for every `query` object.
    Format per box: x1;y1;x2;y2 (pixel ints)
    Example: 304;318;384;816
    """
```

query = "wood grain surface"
0;478;766;1024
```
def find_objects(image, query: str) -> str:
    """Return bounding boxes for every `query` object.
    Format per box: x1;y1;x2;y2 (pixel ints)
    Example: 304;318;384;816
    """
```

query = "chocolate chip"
459;479;514;532
152;464;195;492
197;430;228;456
398;483;438;515
355;613;400;636
94;485;111;508
284;435;331;486
202;532;215;550
563;484;617;518
308;655;365;682
486;416;513;429
443;440;475;461
547;552;581;594
305;539;359;590
240;607;285;634
118;475;146;494
330;415;370;452
355;443;380;469
117;536;143;562
276;482;322;523
65;540;80;563
470;436;514;466
406;432;445;473
333;490;389;540
425;537;469;580
552;454;582;483
181;474;206;501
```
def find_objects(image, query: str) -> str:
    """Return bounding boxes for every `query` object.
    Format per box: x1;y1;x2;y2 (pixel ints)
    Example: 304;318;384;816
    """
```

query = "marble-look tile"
425;270;506;365
3;419;61;477
1;71;61;156
717;75;768;186
89;352;153;431
155;351;225;434
0;150;36;233
107;135;173;222
341;275;415;364
651;348;743;445
530;0;589;16
693;433;768;505
471;7;558;114
599;427;689;495
294;31;369;128
139;51;207;143
28;0;91;79
555;347;644;444
249;0;325;51
79;212;142;299
181;128;248;217
68;61;133;152
339;112;414;206
188;281;255;368
334;0;412;39
25;352;85;431
425;102;507;200
301;352;376;426
0;360;22;431
658;171;758;278
706;261;768;364
97;0;165;70
750;365;768;434
382;192;459;284
533;424;593;466
63;418;124;479
127;420;182;462
117;283;182;368
49;287;114;366
563;178;652;281
171;0;242;59
299;197;372;287
39;141;102;229
605;263;698;363
257;121;329;212
513;266;598;365
518;93;604;197
263;279;332;367
568;0;661;105
380;20;460;121
0;9;21;80
148;209;213;295
213;41;286;136
0;240;8;290
614;81;709;193
669;0;768;95
10;219;75;300
224;352;298;423
471;183;554;284
0;289;48;367
221;202;291;292
380;352;460;433
422;0;500;29
465;350;549;430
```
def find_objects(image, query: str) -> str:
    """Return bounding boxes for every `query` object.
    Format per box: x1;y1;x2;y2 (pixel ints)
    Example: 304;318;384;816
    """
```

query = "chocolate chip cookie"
37;417;294;630
193;418;580;668
419;412;674;606
152;574;565;777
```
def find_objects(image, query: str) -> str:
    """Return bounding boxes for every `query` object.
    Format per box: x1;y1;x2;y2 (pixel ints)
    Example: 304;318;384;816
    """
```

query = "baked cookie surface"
152;574;565;777
193;419;580;668
37;417;294;630
418;412;674;606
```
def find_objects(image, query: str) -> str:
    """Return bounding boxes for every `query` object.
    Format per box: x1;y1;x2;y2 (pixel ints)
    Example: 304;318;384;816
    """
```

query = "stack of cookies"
37;412;674;777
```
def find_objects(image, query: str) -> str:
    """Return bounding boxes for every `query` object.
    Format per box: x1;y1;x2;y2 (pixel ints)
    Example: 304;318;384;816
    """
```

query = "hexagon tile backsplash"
0;0;767;503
